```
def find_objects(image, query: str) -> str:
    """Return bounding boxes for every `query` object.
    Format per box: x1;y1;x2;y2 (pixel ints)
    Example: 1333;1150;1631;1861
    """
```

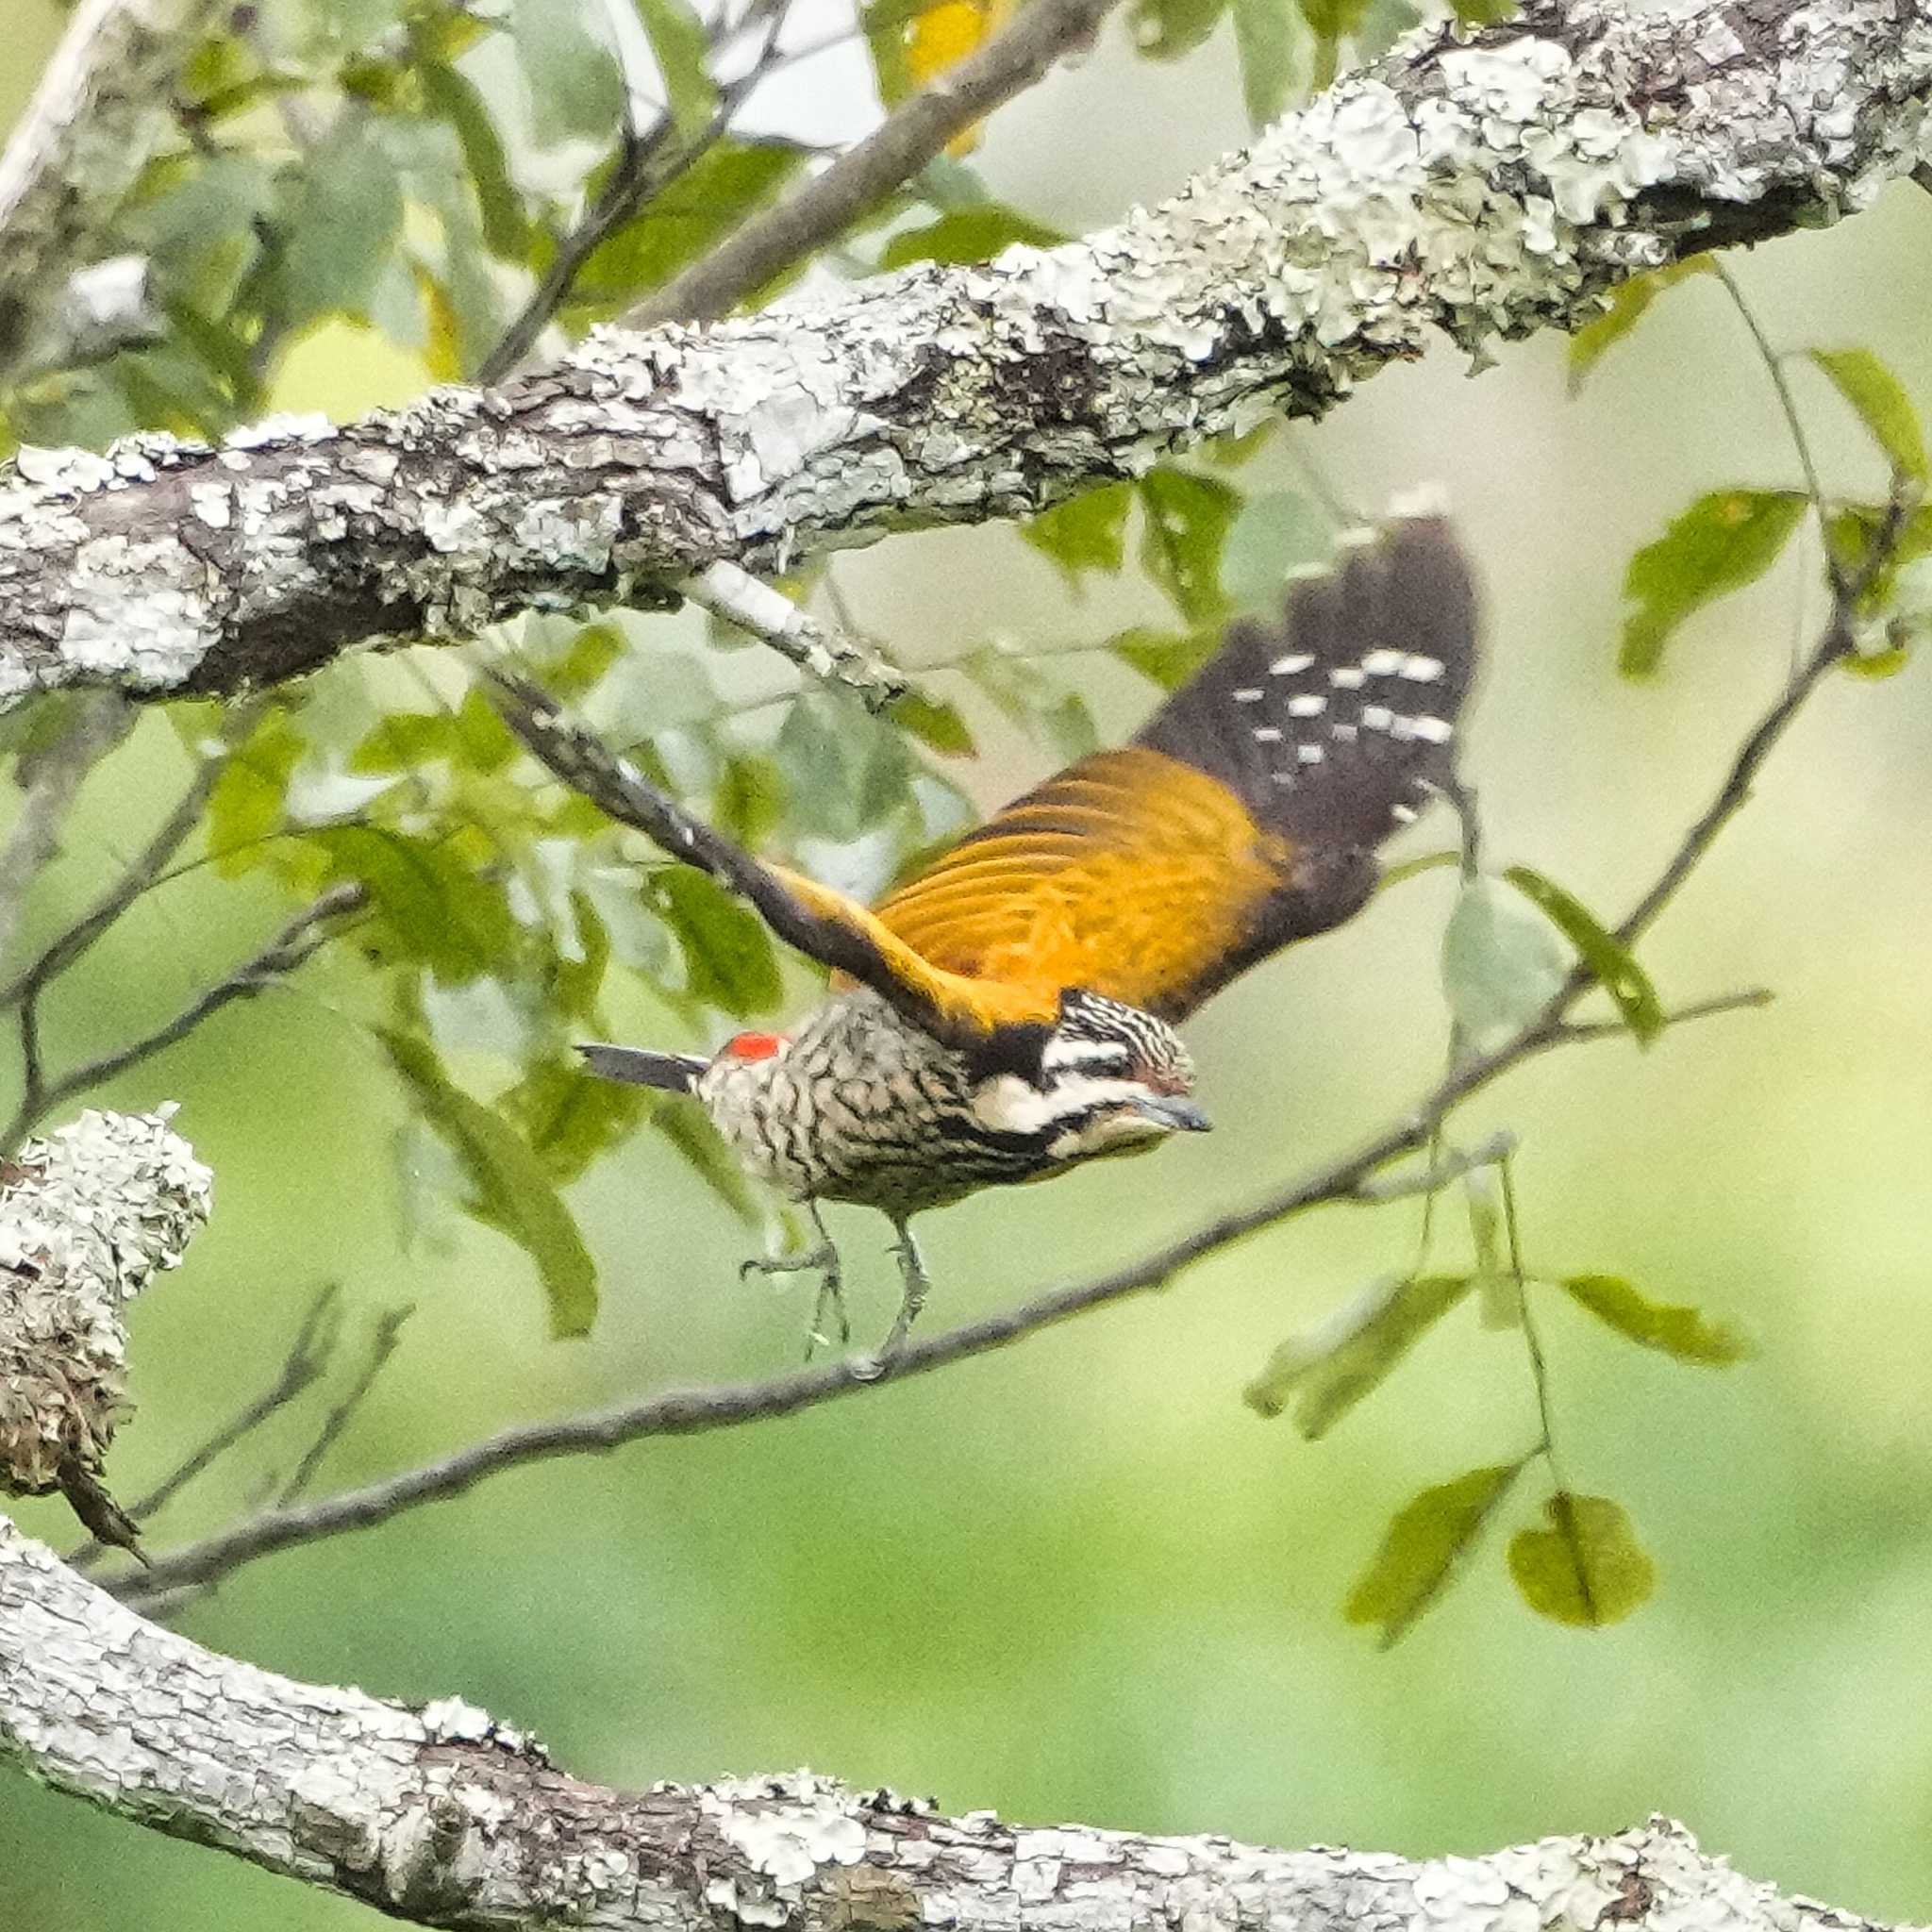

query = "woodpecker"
491;503;1476;1351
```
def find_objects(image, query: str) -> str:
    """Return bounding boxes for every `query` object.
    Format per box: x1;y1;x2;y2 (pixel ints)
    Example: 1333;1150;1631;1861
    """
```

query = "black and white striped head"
971;988;1208;1169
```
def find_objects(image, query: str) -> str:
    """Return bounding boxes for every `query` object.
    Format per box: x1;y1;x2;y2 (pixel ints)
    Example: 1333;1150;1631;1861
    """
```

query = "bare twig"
625;0;1124;327
0;691;135;964
675;560;906;706
65;1283;345;1574
108;500;1915;1611
277;1302;415;1504
3;881;366;1150
476;0;794;384
0;698;263;1010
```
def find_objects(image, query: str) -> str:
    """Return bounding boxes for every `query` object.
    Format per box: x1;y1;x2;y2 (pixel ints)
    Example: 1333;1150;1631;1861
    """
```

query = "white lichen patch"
0;1108;211;1494
695;1771;869;1922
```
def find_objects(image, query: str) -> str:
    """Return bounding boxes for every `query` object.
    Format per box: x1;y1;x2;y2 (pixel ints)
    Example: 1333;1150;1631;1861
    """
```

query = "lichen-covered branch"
0;1523;1897;1932
0;1108;210;1542
0;0;223;381
1;0;1925;708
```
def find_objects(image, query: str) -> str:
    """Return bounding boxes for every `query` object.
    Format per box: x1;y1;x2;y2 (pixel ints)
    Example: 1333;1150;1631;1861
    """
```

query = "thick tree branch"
1;0;1924;708
0;0;222;381
0;1517;1900;1932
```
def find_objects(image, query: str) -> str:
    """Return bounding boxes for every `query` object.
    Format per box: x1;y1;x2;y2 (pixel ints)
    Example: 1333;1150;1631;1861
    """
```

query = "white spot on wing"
1412;715;1455;743
1361;648;1405;675
1232;687;1264;703
1271;653;1314;675
1329;665;1366;690
1287;693;1325;717
1254;725;1283;743
1297;743;1324;764
1400;655;1446;682
1362;704;1393;731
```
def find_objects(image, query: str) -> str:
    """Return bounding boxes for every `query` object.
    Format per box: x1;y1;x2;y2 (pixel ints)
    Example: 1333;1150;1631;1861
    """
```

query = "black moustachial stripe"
1135;506;1475;853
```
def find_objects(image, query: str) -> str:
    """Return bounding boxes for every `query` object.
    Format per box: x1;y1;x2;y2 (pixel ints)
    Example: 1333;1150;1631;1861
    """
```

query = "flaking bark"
0;0;1926;708
0;1514;1905;1932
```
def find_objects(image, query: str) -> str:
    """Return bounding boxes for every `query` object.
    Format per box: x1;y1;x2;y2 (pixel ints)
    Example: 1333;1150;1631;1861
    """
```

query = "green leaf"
208;710;305;876
889;691;976;756
1507;1491;1657;1627
1568;259;1712;394
1560;1273;1753;1365
267;123;405;328
1244;1274;1474;1438
1449;0;1514;20
1620;491;1807;677
1139;468;1240;624
378;1027;599;1337
635;0;718;140
568;142;803;319
879;205;1065;270
1441;874;1568;1050
1807;348;1928;483
509;0;625;146
1231;0;1298;125
1502;864;1662;1045
419;61;533;260
1345;1462;1525;1646
1109;625;1219;691
1127;0;1229;59
654;1097;763;1224
658;868;784;1012
500;1055;648;1186
312;825;518;984
1023;482;1133;586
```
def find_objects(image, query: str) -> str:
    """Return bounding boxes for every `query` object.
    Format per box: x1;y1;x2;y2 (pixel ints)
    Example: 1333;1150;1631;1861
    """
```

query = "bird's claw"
738;1236;848;1359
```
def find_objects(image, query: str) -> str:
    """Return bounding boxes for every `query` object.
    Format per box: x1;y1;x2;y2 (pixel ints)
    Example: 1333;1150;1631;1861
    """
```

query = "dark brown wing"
873;510;1476;1020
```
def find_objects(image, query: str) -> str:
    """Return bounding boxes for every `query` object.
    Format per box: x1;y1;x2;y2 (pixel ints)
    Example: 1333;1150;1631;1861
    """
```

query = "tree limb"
1;0;1924;708
0;1514;1902;1932
0;0;222;381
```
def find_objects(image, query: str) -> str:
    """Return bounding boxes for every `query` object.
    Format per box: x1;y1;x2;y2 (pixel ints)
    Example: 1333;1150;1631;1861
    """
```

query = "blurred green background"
6;4;1932;1928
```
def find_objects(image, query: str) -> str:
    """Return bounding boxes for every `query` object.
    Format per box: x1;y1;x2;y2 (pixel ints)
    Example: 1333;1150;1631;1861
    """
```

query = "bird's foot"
740;1236;848;1359
878;1224;931;1357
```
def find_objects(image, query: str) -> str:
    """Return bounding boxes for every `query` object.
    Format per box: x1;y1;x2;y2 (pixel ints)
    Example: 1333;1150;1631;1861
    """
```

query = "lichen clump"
0;1107;211;1496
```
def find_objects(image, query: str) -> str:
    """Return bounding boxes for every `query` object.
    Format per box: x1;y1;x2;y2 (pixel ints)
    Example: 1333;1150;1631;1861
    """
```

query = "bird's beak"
1137;1095;1212;1133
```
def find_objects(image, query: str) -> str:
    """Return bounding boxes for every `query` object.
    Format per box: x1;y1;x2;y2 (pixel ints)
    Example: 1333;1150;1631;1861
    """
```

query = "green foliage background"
6;3;1932;1927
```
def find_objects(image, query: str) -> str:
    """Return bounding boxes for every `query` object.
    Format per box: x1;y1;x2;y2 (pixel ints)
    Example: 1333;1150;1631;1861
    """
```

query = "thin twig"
277;1304;415;1504
625;0;1124;327
103;971;1750;1610
676;560;907;707
477;0;793;384
3;883;366;1150
0;699;264;1011
66;1284;345;1574
0;692;134;965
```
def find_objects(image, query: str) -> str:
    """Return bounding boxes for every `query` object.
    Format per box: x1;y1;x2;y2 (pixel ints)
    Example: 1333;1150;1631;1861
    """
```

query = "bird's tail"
577;1043;708;1092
